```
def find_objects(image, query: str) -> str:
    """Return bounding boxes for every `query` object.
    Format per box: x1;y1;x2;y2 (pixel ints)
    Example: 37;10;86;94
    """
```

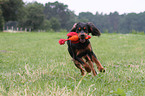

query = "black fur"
70;22;101;36
67;22;105;76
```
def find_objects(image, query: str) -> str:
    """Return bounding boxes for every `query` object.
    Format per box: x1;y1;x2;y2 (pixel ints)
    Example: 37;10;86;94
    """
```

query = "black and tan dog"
67;22;105;76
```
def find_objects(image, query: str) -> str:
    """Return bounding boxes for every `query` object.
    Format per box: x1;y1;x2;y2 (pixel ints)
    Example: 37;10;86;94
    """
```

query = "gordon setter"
67;22;105;76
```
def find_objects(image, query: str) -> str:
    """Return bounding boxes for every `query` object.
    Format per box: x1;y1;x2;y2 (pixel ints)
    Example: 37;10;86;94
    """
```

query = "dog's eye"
78;28;81;31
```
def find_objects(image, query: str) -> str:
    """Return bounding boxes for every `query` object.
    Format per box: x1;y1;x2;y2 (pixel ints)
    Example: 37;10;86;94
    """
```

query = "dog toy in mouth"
59;32;91;45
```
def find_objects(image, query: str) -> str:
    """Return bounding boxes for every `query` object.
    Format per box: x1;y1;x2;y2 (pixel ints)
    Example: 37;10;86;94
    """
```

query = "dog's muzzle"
79;33;87;43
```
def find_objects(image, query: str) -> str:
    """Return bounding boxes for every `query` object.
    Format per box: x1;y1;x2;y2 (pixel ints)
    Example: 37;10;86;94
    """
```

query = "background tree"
0;6;4;30
78;11;145;33
0;1;145;33
108;12;120;32
49;17;60;31
0;0;25;30
78;12;94;22
0;0;9;30
137;12;145;32
44;1;76;31
22;2;45;30
40;19;51;31
1;0;24;21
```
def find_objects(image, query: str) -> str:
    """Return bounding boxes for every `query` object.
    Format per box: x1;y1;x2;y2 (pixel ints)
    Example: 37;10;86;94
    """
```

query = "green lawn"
0;32;145;96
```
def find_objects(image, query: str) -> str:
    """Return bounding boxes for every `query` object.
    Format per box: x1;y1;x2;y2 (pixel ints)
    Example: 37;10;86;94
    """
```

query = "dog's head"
70;22;101;43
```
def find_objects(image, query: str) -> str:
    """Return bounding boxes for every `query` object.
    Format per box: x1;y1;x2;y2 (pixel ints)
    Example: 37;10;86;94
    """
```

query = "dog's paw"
92;70;97;76
100;68;105;73
81;70;85;76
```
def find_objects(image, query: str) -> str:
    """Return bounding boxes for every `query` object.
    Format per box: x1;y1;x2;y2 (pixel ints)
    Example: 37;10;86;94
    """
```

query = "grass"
0;32;145;96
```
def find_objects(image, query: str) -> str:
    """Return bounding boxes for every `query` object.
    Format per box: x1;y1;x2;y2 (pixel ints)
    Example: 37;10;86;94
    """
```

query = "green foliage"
132;29;137;34
59;29;67;32
0;8;4;30
1;1;145;32
0;1;76;31
1;0;24;21
49;17;61;31
78;12;93;22
138;32;145;35
103;29;109;33
44;1;76;31
40;19;51;30
0;33;145;95
0;0;9;3
22;2;44;30
78;11;145;33
132;29;144;35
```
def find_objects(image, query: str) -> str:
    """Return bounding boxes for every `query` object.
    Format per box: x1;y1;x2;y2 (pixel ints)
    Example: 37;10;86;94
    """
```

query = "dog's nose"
80;34;85;39
81;34;85;36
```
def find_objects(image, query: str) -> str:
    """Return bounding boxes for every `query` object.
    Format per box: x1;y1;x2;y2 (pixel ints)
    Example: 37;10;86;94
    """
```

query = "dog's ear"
87;22;101;36
70;23;77;32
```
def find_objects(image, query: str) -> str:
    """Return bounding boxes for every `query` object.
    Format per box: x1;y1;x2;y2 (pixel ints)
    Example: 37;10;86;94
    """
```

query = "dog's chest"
74;40;90;49
75;43;88;49
75;43;92;57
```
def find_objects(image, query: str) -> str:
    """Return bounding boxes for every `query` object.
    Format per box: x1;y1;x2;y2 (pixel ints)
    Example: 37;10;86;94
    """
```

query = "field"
0;32;145;96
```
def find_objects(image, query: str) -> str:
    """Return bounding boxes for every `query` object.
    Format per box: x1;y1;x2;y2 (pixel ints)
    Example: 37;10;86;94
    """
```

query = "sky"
23;0;145;15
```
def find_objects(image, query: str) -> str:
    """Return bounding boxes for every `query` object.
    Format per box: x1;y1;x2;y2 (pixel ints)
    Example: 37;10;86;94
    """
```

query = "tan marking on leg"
79;58;91;73
85;55;97;76
73;59;85;76
92;55;105;72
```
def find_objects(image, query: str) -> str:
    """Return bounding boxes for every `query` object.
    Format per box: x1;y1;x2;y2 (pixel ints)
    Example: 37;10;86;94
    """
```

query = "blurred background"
0;0;145;33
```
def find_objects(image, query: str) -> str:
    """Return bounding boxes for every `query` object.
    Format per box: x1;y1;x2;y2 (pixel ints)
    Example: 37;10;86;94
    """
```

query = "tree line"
0;0;145;33
79;11;145;33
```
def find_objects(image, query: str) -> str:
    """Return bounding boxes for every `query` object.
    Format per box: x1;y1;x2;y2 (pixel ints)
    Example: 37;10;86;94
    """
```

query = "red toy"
58;32;91;45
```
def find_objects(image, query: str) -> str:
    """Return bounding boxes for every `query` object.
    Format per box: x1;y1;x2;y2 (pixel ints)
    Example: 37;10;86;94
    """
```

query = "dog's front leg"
91;52;105;72
74;57;91;74
84;55;97;76
73;60;85;76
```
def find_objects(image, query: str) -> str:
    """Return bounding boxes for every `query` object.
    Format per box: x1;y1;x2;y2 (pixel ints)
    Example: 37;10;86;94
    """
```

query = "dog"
67;22;105;76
